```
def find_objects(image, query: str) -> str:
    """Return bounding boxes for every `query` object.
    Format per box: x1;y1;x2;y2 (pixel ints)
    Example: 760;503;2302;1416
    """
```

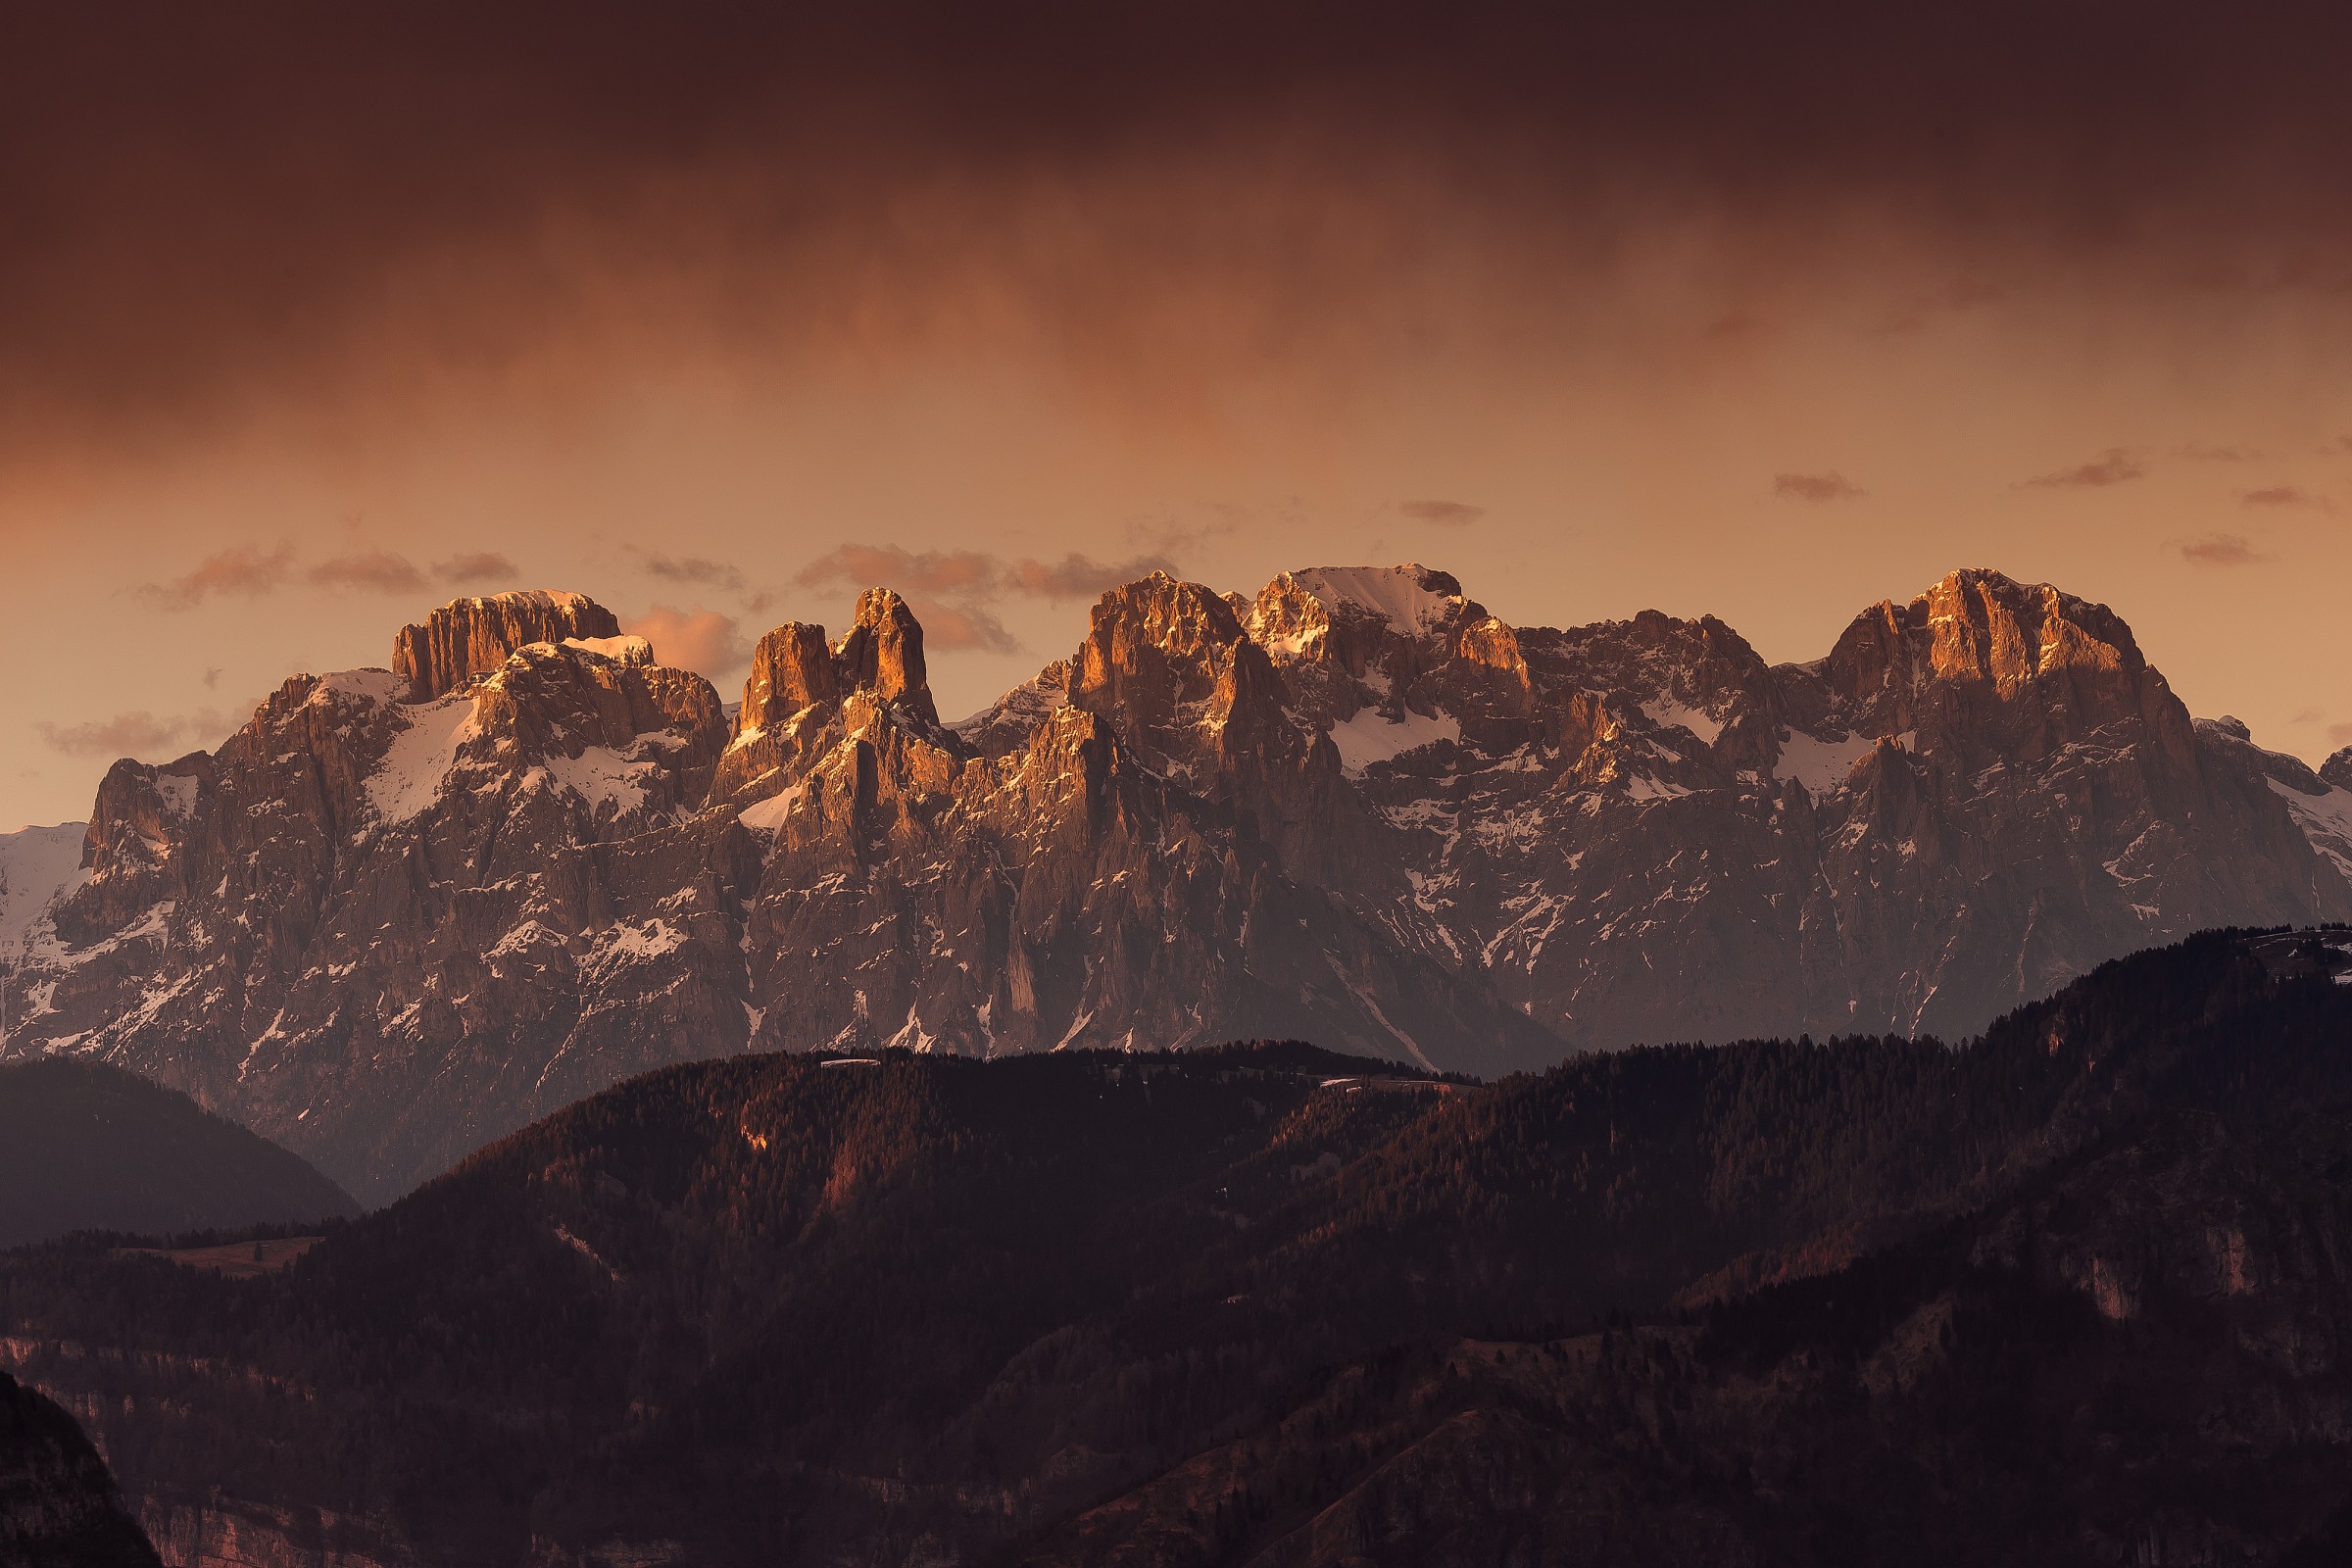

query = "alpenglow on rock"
4;566;2349;1200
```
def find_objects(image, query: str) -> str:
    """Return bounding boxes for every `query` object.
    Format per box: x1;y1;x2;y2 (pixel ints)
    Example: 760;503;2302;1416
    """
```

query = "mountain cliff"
3;570;2347;1199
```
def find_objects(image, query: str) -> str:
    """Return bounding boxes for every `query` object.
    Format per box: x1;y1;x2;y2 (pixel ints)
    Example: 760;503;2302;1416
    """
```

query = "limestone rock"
5;566;2348;1202
391;590;621;701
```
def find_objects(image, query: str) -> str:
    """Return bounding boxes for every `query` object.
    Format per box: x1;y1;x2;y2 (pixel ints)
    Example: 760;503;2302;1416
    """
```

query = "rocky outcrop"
391;591;620;702
135;1497;403;1568
0;1369;158;1567
4;604;744;1200
2325;745;2352;791
3;567;2348;1200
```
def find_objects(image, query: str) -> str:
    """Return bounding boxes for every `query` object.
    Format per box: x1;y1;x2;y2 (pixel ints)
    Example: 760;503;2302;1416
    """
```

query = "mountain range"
6;928;2351;1565
4;566;2349;1200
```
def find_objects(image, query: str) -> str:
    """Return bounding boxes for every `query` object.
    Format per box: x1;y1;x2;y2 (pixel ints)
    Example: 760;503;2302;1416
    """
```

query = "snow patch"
536;748;655;814
1328;706;1461;777
739;781;808;833
1773;730;1886;793
153;774;199;820
562;634;655;665
1287;565;1457;635
1640;699;1725;746
0;824;89;958
366;694;480;823
2269;778;2352;882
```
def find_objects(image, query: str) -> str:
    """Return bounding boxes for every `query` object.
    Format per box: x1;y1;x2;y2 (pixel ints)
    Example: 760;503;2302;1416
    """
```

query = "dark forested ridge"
0;1058;358;1249
0;1369;157;1568
4;930;2351;1565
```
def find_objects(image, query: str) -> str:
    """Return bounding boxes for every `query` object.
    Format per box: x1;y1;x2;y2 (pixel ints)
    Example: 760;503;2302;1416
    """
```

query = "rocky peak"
1248;564;1475;664
739;623;840;735
392;590;622;702
2325;747;2352;791
830;589;937;725
1817;568;2174;760
1069;572;1275;781
714;592;954;808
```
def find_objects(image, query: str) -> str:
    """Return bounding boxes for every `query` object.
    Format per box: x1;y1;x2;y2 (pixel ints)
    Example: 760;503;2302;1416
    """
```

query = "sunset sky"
7;1;2352;832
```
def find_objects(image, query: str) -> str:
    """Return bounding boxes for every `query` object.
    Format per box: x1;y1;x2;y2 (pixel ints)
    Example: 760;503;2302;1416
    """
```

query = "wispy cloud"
434;551;518;585
1007;552;1175;598
2025;448;2146;488
793;541;1180;655
2178;532;2269;566
2172;441;2257;461
797;545;1000;597
911;601;1020;653
141;543;523;608
307;550;428;593
36;701;258;759
1773;471;1865;502
636;551;748;592
2239;484;2329;509
1399;499;1487;526
621;606;752;678
138;544;296;609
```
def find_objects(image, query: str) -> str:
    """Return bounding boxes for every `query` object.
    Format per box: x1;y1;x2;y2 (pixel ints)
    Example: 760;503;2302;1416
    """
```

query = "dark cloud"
1007;553;1175;598
11;3;2352;466
307;550;429;593
1773;471;1866;502
2026;449;2146;488
201;667;222;689
2239;484;2328;508
1400;499;1487;526
2331;720;2352;747
2179;533;2269;566
435;551;519;585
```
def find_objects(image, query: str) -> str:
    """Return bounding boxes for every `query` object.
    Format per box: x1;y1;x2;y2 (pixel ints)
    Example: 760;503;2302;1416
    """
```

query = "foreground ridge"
6;931;2352;1563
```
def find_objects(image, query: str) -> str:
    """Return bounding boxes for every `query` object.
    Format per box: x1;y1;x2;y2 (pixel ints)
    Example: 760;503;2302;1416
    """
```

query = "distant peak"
393;591;621;701
1263;564;1470;636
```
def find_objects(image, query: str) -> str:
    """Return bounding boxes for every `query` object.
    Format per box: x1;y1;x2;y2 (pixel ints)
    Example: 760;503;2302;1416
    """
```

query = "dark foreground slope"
0;1059;358;1249
0;1369;157;1568
5;931;2352;1565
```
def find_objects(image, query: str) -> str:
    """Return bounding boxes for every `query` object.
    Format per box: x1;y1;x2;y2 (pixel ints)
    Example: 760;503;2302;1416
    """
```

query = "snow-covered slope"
0;822;86;961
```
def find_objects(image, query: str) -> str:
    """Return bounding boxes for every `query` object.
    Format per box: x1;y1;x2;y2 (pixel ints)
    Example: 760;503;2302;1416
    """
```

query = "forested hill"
0;1058;358;1249
3;928;2350;1565
0;1368;158;1568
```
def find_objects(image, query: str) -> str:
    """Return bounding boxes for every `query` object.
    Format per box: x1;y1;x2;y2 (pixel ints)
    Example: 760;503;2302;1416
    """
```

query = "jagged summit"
5;563;2349;1200
392;589;621;701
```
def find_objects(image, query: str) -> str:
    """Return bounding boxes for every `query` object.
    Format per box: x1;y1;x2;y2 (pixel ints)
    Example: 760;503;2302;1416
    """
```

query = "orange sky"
6;2;2351;830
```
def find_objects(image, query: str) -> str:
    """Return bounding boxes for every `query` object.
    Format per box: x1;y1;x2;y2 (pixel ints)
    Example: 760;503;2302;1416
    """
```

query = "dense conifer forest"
5;930;2352;1563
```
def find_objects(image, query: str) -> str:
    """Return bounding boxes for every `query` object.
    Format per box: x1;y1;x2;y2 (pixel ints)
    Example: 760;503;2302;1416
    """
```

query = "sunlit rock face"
391;589;621;701
5;567;2347;1200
